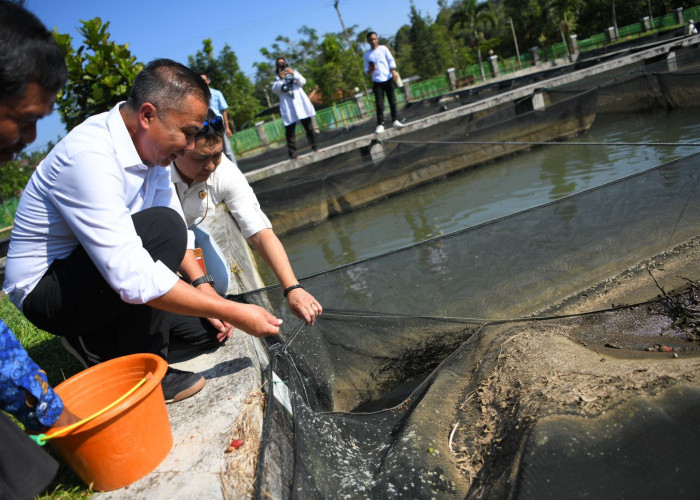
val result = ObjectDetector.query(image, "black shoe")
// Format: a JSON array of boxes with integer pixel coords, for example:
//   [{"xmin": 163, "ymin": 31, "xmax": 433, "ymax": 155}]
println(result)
[
  {"xmin": 60, "ymin": 336, "xmax": 102, "ymax": 369},
  {"xmin": 161, "ymin": 367, "xmax": 206, "ymax": 403}
]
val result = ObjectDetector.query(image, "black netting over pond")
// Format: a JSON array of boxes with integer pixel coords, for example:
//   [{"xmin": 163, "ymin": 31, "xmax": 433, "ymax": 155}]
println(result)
[
  {"xmin": 252, "ymin": 60, "xmax": 700, "ymax": 237},
  {"xmin": 239, "ymin": 153, "xmax": 700, "ymax": 498},
  {"xmin": 252, "ymin": 89, "xmax": 598, "ymax": 236}
]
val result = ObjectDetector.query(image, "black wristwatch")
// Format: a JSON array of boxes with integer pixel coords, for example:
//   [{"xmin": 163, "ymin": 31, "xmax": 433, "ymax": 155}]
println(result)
[{"xmin": 192, "ymin": 274, "xmax": 215, "ymax": 288}]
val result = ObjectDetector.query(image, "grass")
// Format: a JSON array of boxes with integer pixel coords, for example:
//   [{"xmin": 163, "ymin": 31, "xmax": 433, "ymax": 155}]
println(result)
[{"xmin": 1, "ymin": 295, "xmax": 91, "ymax": 498}]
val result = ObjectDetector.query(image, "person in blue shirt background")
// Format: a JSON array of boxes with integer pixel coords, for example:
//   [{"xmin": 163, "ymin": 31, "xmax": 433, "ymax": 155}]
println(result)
[
  {"xmin": 199, "ymin": 74, "xmax": 236, "ymax": 162},
  {"xmin": 0, "ymin": 1, "xmax": 77, "ymax": 497}
]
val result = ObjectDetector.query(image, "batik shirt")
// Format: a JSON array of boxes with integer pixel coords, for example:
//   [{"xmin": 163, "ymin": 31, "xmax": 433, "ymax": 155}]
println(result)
[{"xmin": 0, "ymin": 319, "xmax": 63, "ymax": 431}]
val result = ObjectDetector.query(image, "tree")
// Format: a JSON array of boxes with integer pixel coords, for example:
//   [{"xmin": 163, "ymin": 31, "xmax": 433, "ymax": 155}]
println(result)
[
  {"xmin": 393, "ymin": 24, "xmax": 417, "ymax": 77},
  {"xmin": 188, "ymin": 39, "xmax": 262, "ymax": 130},
  {"xmin": 546, "ymin": 0, "xmax": 584, "ymax": 54},
  {"xmin": 408, "ymin": 5, "xmax": 450, "ymax": 78},
  {"xmin": 310, "ymin": 33, "xmax": 366, "ymax": 104},
  {"xmin": 53, "ymin": 18, "xmax": 142, "ymax": 131},
  {"xmin": 0, "ymin": 148, "xmax": 50, "ymax": 203},
  {"xmin": 450, "ymin": 0, "xmax": 497, "ymax": 80}
]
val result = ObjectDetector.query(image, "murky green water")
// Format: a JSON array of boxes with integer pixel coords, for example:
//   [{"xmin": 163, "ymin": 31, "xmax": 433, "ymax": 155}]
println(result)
[{"xmin": 256, "ymin": 109, "xmax": 700, "ymax": 284}]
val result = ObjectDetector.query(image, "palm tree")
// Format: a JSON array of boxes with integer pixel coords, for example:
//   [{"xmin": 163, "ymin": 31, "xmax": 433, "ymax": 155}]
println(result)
[
  {"xmin": 449, "ymin": 0, "xmax": 496, "ymax": 81},
  {"xmin": 548, "ymin": 0, "xmax": 583, "ymax": 56}
]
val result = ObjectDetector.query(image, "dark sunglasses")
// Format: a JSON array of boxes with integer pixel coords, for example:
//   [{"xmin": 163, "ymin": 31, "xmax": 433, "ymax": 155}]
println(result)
[{"xmin": 202, "ymin": 115, "xmax": 224, "ymax": 132}]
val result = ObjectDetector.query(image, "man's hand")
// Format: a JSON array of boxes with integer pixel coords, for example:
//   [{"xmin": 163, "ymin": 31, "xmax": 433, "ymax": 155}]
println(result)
[
  {"xmin": 209, "ymin": 317, "xmax": 234, "ymax": 342},
  {"xmin": 148, "ymin": 279, "xmax": 282, "ymax": 338},
  {"xmin": 287, "ymin": 287, "xmax": 323, "ymax": 325},
  {"xmin": 52, "ymin": 405, "xmax": 80, "ymax": 429},
  {"xmin": 368, "ymin": 61, "xmax": 376, "ymax": 74},
  {"xmin": 194, "ymin": 281, "xmax": 235, "ymax": 341},
  {"xmin": 232, "ymin": 303, "xmax": 283, "ymax": 337}
]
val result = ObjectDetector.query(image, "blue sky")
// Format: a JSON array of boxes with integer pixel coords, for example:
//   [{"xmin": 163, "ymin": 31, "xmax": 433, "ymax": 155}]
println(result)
[{"xmin": 25, "ymin": 0, "xmax": 439, "ymax": 152}]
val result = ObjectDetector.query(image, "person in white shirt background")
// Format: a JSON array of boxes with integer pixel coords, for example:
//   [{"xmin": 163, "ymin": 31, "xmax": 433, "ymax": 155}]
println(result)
[
  {"xmin": 363, "ymin": 31, "xmax": 404, "ymax": 134},
  {"xmin": 272, "ymin": 57, "xmax": 318, "ymax": 159},
  {"xmin": 3, "ymin": 59, "xmax": 282, "ymax": 404},
  {"xmin": 171, "ymin": 108, "xmax": 322, "ymax": 325}
]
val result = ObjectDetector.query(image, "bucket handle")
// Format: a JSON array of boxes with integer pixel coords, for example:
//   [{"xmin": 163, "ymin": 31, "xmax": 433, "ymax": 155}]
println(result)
[{"xmin": 30, "ymin": 373, "xmax": 152, "ymax": 446}]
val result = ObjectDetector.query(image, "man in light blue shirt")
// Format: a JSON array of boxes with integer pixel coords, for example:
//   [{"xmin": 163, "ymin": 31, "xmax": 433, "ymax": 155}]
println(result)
[
  {"xmin": 200, "ymin": 74, "xmax": 235, "ymax": 162},
  {"xmin": 363, "ymin": 32, "xmax": 404, "ymax": 134}
]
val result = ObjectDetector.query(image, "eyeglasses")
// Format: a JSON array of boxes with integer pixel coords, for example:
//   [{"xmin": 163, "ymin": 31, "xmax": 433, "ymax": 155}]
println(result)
[{"xmin": 202, "ymin": 115, "xmax": 224, "ymax": 133}]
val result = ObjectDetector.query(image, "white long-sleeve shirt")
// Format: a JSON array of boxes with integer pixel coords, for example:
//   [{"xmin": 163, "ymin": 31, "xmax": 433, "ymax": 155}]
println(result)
[
  {"xmin": 363, "ymin": 45, "xmax": 396, "ymax": 82},
  {"xmin": 171, "ymin": 155, "xmax": 271, "ymax": 238},
  {"xmin": 271, "ymin": 70, "xmax": 316, "ymax": 126},
  {"xmin": 3, "ymin": 103, "xmax": 185, "ymax": 309}
]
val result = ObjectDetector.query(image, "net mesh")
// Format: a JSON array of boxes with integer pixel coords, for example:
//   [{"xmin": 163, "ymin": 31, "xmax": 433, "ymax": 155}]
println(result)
[{"xmin": 243, "ymin": 153, "xmax": 700, "ymax": 498}]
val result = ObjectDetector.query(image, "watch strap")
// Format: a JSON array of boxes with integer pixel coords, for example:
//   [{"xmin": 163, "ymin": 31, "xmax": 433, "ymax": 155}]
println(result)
[{"xmin": 192, "ymin": 274, "xmax": 215, "ymax": 288}]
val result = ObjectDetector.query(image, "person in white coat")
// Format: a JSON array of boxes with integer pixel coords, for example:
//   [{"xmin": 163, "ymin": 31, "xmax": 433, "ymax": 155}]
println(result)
[{"xmin": 272, "ymin": 57, "xmax": 317, "ymax": 159}]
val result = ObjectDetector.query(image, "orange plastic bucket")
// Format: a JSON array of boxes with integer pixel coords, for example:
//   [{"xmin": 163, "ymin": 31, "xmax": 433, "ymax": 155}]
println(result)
[{"xmin": 50, "ymin": 353, "xmax": 172, "ymax": 491}]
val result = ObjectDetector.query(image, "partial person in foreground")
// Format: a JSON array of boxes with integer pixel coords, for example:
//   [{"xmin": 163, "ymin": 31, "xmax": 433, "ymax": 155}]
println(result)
[
  {"xmin": 272, "ymin": 57, "xmax": 317, "ymax": 159},
  {"xmin": 0, "ymin": 1, "xmax": 75, "ymax": 497},
  {"xmin": 3, "ymin": 59, "xmax": 282, "ymax": 409},
  {"xmin": 172, "ymin": 109, "xmax": 323, "ymax": 324},
  {"xmin": 363, "ymin": 31, "xmax": 404, "ymax": 134}
]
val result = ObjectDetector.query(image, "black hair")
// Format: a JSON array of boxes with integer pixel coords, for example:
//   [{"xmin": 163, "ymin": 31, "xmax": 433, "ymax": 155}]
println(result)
[
  {"xmin": 366, "ymin": 31, "xmax": 378, "ymax": 42},
  {"xmin": 276, "ymin": 57, "xmax": 287, "ymax": 78},
  {"xmin": 195, "ymin": 108, "xmax": 224, "ymax": 144},
  {"xmin": 126, "ymin": 58, "xmax": 210, "ymax": 115},
  {"xmin": 0, "ymin": 0, "xmax": 68, "ymax": 99}
]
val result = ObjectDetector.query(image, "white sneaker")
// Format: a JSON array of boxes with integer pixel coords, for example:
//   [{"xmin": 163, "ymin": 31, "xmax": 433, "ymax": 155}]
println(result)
[
  {"xmin": 375, "ymin": 124, "xmax": 385, "ymax": 133},
  {"xmin": 392, "ymin": 120, "xmax": 405, "ymax": 128}
]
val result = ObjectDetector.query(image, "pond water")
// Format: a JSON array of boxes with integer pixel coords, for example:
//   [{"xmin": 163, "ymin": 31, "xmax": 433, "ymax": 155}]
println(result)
[{"xmin": 256, "ymin": 108, "xmax": 700, "ymax": 284}]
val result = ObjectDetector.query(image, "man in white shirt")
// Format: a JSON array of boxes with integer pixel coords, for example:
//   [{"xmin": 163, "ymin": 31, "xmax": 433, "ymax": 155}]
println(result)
[
  {"xmin": 3, "ymin": 59, "xmax": 282, "ymax": 403},
  {"xmin": 171, "ymin": 109, "xmax": 323, "ymax": 324},
  {"xmin": 363, "ymin": 32, "xmax": 404, "ymax": 134}
]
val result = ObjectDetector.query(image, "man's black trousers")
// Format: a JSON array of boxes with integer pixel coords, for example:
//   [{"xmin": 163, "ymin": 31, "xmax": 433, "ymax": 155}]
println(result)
[
  {"xmin": 373, "ymin": 77, "xmax": 398, "ymax": 125},
  {"xmin": 22, "ymin": 207, "xmax": 219, "ymax": 363},
  {"xmin": 285, "ymin": 117, "xmax": 316, "ymax": 159}
]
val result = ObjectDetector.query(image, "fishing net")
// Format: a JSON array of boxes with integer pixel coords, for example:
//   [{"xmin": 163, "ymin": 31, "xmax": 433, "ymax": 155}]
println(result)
[
  {"xmin": 252, "ymin": 89, "xmax": 598, "ymax": 236},
  {"xmin": 239, "ymin": 152, "xmax": 700, "ymax": 498}
]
